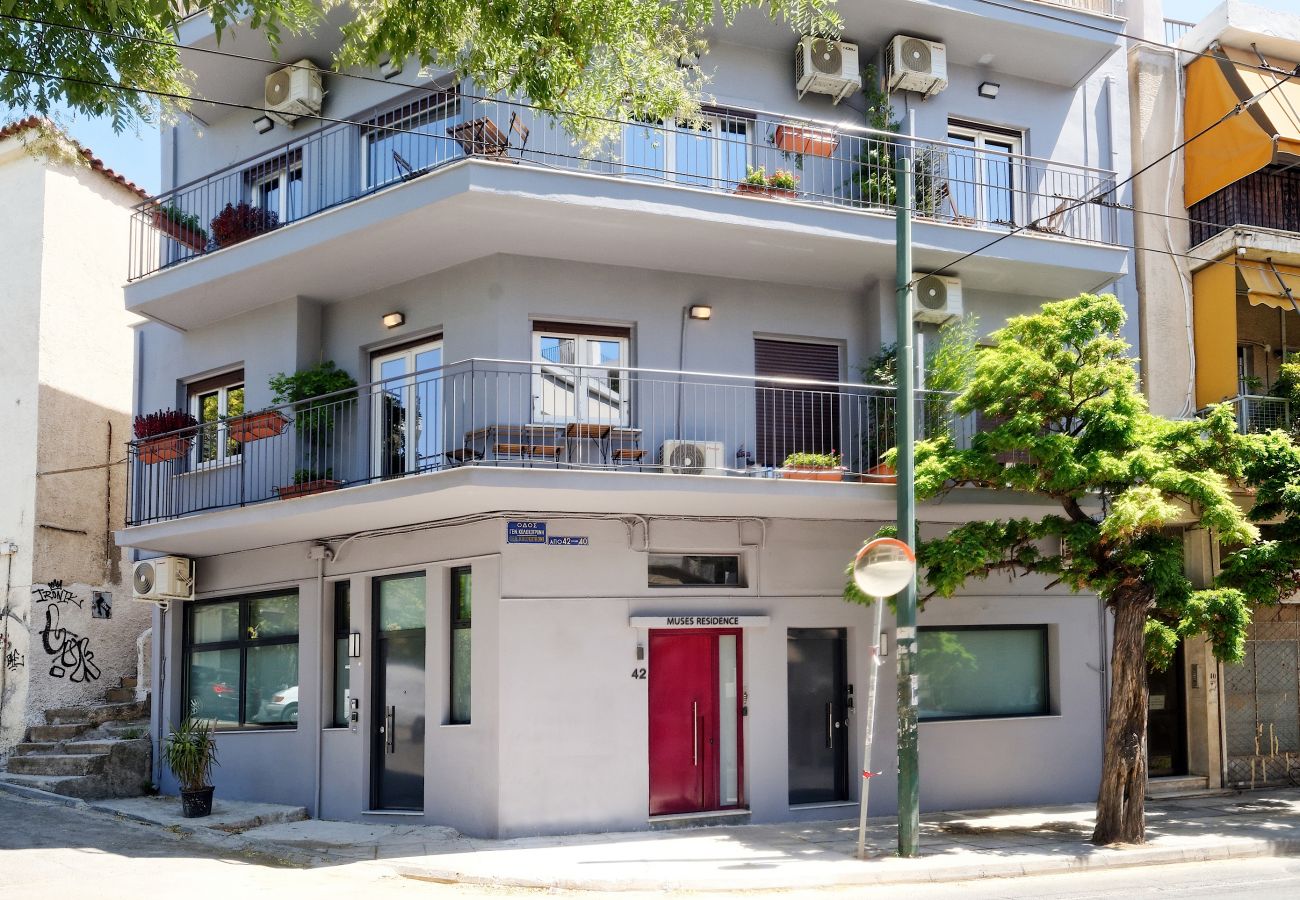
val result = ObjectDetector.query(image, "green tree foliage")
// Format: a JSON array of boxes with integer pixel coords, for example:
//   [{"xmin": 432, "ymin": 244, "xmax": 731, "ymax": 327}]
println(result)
[
  {"xmin": 846, "ymin": 294, "xmax": 1277, "ymax": 845},
  {"xmin": 1, "ymin": 1, "xmax": 839, "ymax": 139}
]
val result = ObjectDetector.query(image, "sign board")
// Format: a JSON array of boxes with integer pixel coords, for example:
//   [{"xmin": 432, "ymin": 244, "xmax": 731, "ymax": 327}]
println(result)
[
  {"xmin": 507, "ymin": 521, "xmax": 547, "ymax": 544},
  {"xmin": 547, "ymin": 536, "xmax": 589, "ymax": 546},
  {"xmin": 629, "ymin": 615, "xmax": 770, "ymax": 629}
]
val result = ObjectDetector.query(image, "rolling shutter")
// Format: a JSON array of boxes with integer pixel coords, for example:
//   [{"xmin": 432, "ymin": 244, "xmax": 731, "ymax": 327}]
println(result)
[{"xmin": 754, "ymin": 339, "xmax": 841, "ymax": 468}]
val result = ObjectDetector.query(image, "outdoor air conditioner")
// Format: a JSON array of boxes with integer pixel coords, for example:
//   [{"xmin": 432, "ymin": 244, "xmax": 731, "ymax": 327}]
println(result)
[
  {"xmin": 132, "ymin": 556, "xmax": 194, "ymax": 603},
  {"xmin": 912, "ymin": 273, "xmax": 963, "ymax": 324},
  {"xmin": 886, "ymin": 35, "xmax": 948, "ymax": 97},
  {"xmin": 660, "ymin": 440, "xmax": 726, "ymax": 475},
  {"xmin": 795, "ymin": 37, "xmax": 862, "ymax": 104},
  {"xmin": 264, "ymin": 59, "xmax": 324, "ymax": 126}
]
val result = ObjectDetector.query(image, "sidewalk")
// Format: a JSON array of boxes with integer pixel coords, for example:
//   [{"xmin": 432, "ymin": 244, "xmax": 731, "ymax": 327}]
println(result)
[{"xmin": 71, "ymin": 788, "xmax": 1300, "ymax": 891}]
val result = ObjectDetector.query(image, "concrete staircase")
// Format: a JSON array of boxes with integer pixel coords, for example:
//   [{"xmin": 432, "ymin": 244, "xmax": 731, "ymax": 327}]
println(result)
[
  {"xmin": 0, "ymin": 675, "xmax": 152, "ymax": 800},
  {"xmin": 1146, "ymin": 774, "xmax": 1216, "ymax": 799}
]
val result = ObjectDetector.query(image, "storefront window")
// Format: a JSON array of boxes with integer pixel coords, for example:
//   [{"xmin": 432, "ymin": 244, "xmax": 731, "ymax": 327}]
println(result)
[
  {"xmin": 917, "ymin": 626, "xmax": 1048, "ymax": 720},
  {"xmin": 449, "ymin": 567, "xmax": 471, "ymax": 725},
  {"xmin": 184, "ymin": 591, "xmax": 300, "ymax": 730}
]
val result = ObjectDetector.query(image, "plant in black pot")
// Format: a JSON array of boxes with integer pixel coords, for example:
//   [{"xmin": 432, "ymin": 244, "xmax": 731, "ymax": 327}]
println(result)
[{"xmin": 163, "ymin": 715, "xmax": 219, "ymax": 817}]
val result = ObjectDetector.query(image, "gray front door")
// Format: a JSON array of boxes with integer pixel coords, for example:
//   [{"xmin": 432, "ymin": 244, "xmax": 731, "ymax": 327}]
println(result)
[
  {"xmin": 372, "ymin": 573, "xmax": 426, "ymax": 810},
  {"xmin": 787, "ymin": 628, "xmax": 849, "ymax": 804}
]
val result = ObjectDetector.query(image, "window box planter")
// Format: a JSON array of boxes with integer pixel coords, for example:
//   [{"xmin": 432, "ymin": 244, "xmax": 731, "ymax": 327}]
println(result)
[
  {"xmin": 779, "ymin": 466, "xmax": 846, "ymax": 482},
  {"xmin": 734, "ymin": 183, "xmax": 798, "ymax": 200},
  {"xmin": 227, "ymin": 410, "xmax": 289, "ymax": 443},
  {"xmin": 151, "ymin": 208, "xmax": 208, "ymax": 253},
  {"xmin": 865, "ymin": 462, "xmax": 897, "ymax": 484},
  {"xmin": 276, "ymin": 478, "xmax": 343, "ymax": 500},
  {"xmin": 774, "ymin": 125, "xmax": 838, "ymax": 158},
  {"xmin": 139, "ymin": 436, "xmax": 193, "ymax": 464}
]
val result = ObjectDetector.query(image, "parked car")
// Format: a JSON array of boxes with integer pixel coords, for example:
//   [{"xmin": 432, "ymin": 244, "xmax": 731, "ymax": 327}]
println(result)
[{"xmin": 258, "ymin": 686, "xmax": 299, "ymax": 723}]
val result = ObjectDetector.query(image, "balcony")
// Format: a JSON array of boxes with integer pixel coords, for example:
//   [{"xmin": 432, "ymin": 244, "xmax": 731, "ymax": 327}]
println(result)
[
  {"xmin": 124, "ymin": 359, "xmax": 971, "ymax": 547},
  {"xmin": 1190, "ymin": 166, "xmax": 1300, "ymax": 247},
  {"xmin": 1202, "ymin": 394, "xmax": 1293, "ymax": 434},
  {"xmin": 126, "ymin": 95, "xmax": 1125, "ymax": 329}
]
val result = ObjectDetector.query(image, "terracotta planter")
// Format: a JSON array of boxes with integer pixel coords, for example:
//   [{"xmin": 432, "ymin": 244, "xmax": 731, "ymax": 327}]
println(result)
[
  {"xmin": 734, "ymin": 183, "xmax": 797, "ymax": 199},
  {"xmin": 780, "ymin": 466, "xmax": 846, "ymax": 482},
  {"xmin": 774, "ymin": 125, "xmax": 838, "ymax": 158},
  {"xmin": 865, "ymin": 462, "xmax": 897, "ymax": 484},
  {"xmin": 139, "ymin": 436, "xmax": 192, "ymax": 464},
  {"xmin": 228, "ymin": 410, "xmax": 289, "ymax": 443},
  {"xmin": 277, "ymin": 479, "xmax": 342, "ymax": 500},
  {"xmin": 151, "ymin": 210, "xmax": 207, "ymax": 253}
]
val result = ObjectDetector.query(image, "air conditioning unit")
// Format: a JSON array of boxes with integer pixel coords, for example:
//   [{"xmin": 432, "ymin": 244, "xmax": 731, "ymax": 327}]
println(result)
[
  {"xmin": 795, "ymin": 37, "xmax": 862, "ymax": 104},
  {"xmin": 887, "ymin": 35, "xmax": 948, "ymax": 97},
  {"xmin": 132, "ymin": 556, "xmax": 194, "ymax": 603},
  {"xmin": 264, "ymin": 59, "xmax": 324, "ymax": 126},
  {"xmin": 912, "ymin": 273, "xmax": 963, "ymax": 324},
  {"xmin": 660, "ymin": 440, "xmax": 726, "ymax": 475}
]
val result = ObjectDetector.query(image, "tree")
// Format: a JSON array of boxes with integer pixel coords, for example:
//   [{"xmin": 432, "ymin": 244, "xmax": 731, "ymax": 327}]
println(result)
[
  {"xmin": 1, "ymin": 1, "xmax": 839, "ymax": 139},
  {"xmin": 846, "ymin": 294, "xmax": 1266, "ymax": 845}
]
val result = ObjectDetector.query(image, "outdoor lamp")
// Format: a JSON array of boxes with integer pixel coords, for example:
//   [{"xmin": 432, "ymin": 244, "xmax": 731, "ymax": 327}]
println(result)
[
  {"xmin": 978, "ymin": 81, "xmax": 1000, "ymax": 100},
  {"xmin": 688, "ymin": 305, "xmax": 713, "ymax": 320},
  {"xmin": 253, "ymin": 115, "xmax": 275, "ymax": 134},
  {"xmin": 348, "ymin": 632, "xmax": 362, "ymax": 658},
  {"xmin": 382, "ymin": 312, "xmax": 406, "ymax": 329}
]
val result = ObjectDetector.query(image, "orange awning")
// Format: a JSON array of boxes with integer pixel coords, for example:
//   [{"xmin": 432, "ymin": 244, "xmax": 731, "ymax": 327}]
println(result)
[
  {"xmin": 1184, "ymin": 47, "xmax": 1300, "ymax": 207},
  {"xmin": 1238, "ymin": 259, "xmax": 1300, "ymax": 310}
]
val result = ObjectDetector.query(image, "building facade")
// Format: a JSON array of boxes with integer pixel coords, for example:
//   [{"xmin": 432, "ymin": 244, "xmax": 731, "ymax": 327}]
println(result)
[
  {"xmin": 121, "ymin": 0, "xmax": 1137, "ymax": 836},
  {"xmin": 0, "ymin": 120, "xmax": 153, "ymax": 755},
  {"xmin": 1132, "ymin": 0, "xmax": 1300, "ymax": 793}
]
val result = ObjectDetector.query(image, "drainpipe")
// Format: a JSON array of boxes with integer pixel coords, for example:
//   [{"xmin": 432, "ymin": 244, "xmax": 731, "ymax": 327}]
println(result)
[
  {"xmin": 309, "ymin": 543, "xmax": 333, "ymax": 818},
  {"xmin": 0, "ymin": 542, "xmax": 17, "ymax": 732}
]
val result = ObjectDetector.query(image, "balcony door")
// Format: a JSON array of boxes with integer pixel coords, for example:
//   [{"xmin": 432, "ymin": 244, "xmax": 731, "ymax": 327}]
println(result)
[
  {"xmin": 623, "ymin": 115, "xmax": 751, "ymax": 189},
  {"xmin": 945, "ymin": 120, "xmax": 1023, "ymax": 228},
  {"xmin": 531, "ymin": 325, "xmax": 631, "ymax": 427},
  {"xmin": 754, "ymin": 338, "xmax": 841, "ymax": 469},
  {"xmin": 371, "ymin": 339, "xmax": 443, "ymax": 479}
]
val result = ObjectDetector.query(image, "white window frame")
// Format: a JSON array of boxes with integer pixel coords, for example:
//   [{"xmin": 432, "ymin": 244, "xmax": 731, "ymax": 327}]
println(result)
[
  {"xmin": 370, "ymin": 338, "xmax": 444, "ymax": 478},
  {"xmin": 360, "ymin": 92, "xmax": 462, "ymax": 191},
  {"xmin": 945, "ymin": 121, "xmax": 1025, "ymax": 227},
  {"xmin": 531, "ymin": 330, "xmax": 631, "ymax": 426},
  {"xmin": 252, "ymin": 164, "xmax": 303, "ymax": 222},
  {"xmin": 189, "ymin": 375, "xmax": 244, "ymax": 469},
  {"xmin": 622, "ymin": 115, "xmax": 752, "ymax": 185}
]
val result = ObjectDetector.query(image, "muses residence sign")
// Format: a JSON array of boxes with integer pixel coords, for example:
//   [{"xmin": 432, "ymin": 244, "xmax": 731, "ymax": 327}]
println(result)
[{"xmin": 628, "ymin": 616, "xmax": 770, "ymax": 629}]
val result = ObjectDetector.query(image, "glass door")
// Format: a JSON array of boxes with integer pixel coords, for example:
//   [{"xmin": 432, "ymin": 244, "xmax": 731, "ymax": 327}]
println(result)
[
  {"xmin": 372, "ymin": 340, "xmax": 443, "ymax": 478},
  {"xmin": 532, "ymin": 331, "xmax": 630, "ymax": 427},
  {"xmin": 623, "ymin": 116, "xmax": 750, "ymax": 189},
  {"xmin": 945, "ymin": 123, "xmax": 1023, "ymax": 227}
]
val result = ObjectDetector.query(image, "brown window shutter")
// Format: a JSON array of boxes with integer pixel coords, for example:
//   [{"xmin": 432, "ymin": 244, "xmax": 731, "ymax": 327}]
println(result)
[
  {"xmin": 754, "ymin": 339, "xmax": 841, "ymax": 468},
  {"xmin": 532, "ymin": 320, "xmax": 632, "ymax": 339},
  {"xmin": 187, "ymin": 369, "xmax": 244, "ymax": 398}
]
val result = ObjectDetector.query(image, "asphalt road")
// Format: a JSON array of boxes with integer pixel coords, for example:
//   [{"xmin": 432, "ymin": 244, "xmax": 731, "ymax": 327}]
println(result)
[{"xmin": 1, "ymin": 791, "xmax": 1298, "ymax": 899}]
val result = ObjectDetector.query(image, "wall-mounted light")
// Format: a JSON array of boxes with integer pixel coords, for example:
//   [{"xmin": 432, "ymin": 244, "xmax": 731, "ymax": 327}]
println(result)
[
  {"xmin": 348, "ymin": 632, "xmax": 362, "ymax": 658},
  {"xmin": 688, "ymin": 305, "xmax": 713, "ymax": 320},
  {"xmin": 253, "ymin": 115, "xmax": 275, "ymax": 134},
  {"xmin": 879, "ymin": 632, "xmax": 890, "ymax": 657},
  {"xmin": 382, "ymin": 312, "xmax": 406, "ymax": 329},
  {"xmin": 978, "ymin": 81, "xmax": 1000, "ymax": 100}
]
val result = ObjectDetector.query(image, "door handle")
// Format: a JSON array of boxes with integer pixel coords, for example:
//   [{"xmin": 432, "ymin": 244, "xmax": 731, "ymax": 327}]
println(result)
[
  {"xmin": 826, "ymin": 702, "xmax": 833, "ymax": 750},
  {"xmin": 385, "ymin": 705, "xmax": 396, "ymax": 754},
  {"xmin": 693, "ymin": 701, "xmax": 699, "ymax": 766}
]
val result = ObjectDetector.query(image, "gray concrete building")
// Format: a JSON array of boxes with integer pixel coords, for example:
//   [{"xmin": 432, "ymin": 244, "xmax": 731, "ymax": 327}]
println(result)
[{"xmin": 119, "ymin": 1, "xmax": 1139, "ymax": 836}]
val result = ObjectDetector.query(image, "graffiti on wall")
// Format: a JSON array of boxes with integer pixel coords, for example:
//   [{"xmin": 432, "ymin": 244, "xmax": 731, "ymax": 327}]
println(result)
[
  {"xmin": 1, "ymin": 632, "xmax": 23, "ymax": 671},
  {"xmin": 31, "ymin": 581, "xmax": 101, "ymax": 683},
  {"xmin": 91, "ymin": 591, "xmax": 112, "ymax": 620}
]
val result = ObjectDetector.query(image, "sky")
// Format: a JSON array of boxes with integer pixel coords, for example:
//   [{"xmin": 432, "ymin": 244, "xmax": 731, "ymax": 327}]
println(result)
[{"xmin": 4, "ymin": 0, "xmax": 1300, "ymax": 197}]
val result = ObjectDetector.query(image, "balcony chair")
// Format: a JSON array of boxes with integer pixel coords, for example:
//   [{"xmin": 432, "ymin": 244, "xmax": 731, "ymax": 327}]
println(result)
[{"xmin": 447, "ymin": 112, "xmax": 531, "ymax": 161}]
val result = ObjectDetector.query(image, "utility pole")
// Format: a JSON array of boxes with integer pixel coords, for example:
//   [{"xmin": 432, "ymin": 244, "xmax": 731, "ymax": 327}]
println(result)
[{"xmin": 893, "ymin": 118, "xmax": 920, "ymax": 859}]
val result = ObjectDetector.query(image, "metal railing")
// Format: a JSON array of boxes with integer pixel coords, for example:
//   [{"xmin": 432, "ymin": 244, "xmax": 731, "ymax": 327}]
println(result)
[
  {"xmin": 128, "ymin": 92, "xmax": 1119, "ymax": 280},
  {"xmin": 1222, "ymin": 394, "xmax": 1295, "ymax": 434},
  {"xmin": 1164, "ymin": 18, "xmax": 1194, "ymax": 45},
  {"xmin": 126, "ymin": 358, "xmax": 971, "ymax": 526},
  {"xmin": 1037, "ymin": 0, "xmax": 1123, "ymax": 17}
]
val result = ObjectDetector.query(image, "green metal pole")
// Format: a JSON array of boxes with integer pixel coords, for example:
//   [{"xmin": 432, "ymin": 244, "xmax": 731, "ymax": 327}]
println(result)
[{"xmin": 894, "ymin": 138, "xmax": 920, "ymax": 859}]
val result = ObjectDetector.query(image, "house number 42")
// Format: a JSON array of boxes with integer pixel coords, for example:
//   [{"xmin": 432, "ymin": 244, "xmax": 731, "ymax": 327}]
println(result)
[{"xmin": 631, "ymin": 667, "xmax": 646, "ymax": 680}]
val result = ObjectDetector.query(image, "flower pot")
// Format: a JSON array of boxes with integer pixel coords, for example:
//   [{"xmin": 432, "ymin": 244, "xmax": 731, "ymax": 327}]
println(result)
[
  {"xmin": 766, "ymin": 186, "xmax": 798, "ymax": 199},
  {"xmin": 780, "ymin": 466, "xmax": 846, "ymax": 482},
  {"xmin": 865, "ymin": 463, "xmax": 897, "ymax": 484},
  {"xmin": 735, "ymin": 182, "xmax": 769, "ymax": 196},
  {"xmin": 734, "ymin": 183, "xmax": 797, "ymax": 200},
  {"xmin": 139, "ymin": 436, "xmax": 192, "ymax": 464},
  {"xmin": 774, "ymin": 125, "xmax": 838, "ymax": 158},
  {"xmin": 151, "ymin": 210, "xmax": 207, "ymax": 253},
  {"xmin": 180, "ymin": 786, "xmax": 214, "ymax": 818},
  {"xmin": 228, "ymin": 410, "xmax": 289, "ymax": 443},
  {"xmin": 276, "ymin": 479, "xmax": 343, "ymax": 500}
]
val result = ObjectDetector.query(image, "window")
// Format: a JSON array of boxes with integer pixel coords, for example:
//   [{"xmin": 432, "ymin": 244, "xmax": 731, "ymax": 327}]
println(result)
[
  {"xmin": 449, "ymin": 567, "xmax": 472, "ymax": 725},
  {"xmin": 371, "ymin": 338, "xmax": 444, "ymax": 477},
  {"xmin": 188, "ymin": 370, "xmax": 245, "ymax": 466},
  {"xmin": 945, "ymin": 120, "xmax": 1024, "ymax": 227},
  {"xmin": 254, "ymin": 165, "xmax": 303, "ymax": 222},
  {"xmin": 364, "ymin": 91, "xmax": 462, "ymax": 190},
  {"xmin": 331, "ymin": 581, "xmax": 351, "ymax": 728},
  {"xmin": 649, "ymin": 554, "xmax": 743, "ymax": 588},
  {"xmin": 917, "ymin": 625, "xmax": 1048, "ymax": 721},
  {"xmin": 184, "ymin": 591, "xmax": 300, "ymax": 729},
  {"xmin": 623, "ymin": 114, "xmax": 752, "ymax": 187},
  {"xmin": 532, "ymin": 322, "xmax": 631, "ymax": 426}
]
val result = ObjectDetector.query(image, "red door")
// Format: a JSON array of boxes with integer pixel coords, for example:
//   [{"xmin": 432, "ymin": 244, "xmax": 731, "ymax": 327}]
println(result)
[{"xmin": 648, "ymin": 630, "xmax": 742, "ymax": 816}]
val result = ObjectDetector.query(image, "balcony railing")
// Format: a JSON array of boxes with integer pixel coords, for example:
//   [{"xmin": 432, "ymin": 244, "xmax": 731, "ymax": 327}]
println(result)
[
  {"xmin": 1214, "ymin": 394, "xmax": 1295, "ymax": 434},
  {"xmin": 1164, "ymin": 18, "xmax": 1194, "ymax": 45},
  {"xmin": 128, "ymin": 93, "xmax": 1120, "ymax": 280},
  {"xmin": 1189, "ymin": 166, "xmax": 1300, "ymax": 246},
  {"xmin": 126, "ymin": 359, "xmax": 969, "ymax": 526},
  {"xmin": 1040, "ymin": 0, "xmax": 1123, "ymax": 17}
]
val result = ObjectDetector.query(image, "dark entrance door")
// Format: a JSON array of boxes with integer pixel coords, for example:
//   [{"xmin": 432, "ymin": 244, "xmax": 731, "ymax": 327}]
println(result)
[
  {"xmin": 787, "ymin": 628, "xmax": 849, "ymax": 804},
  {"xmin": 648, "ymin": 630, "xmax": 743, "ymax": 815},
  {"xmin": 1147, "ymin": 643, "xmax": 1187, "ymax": 777},
  {"xmin": 372, "ymin": 573, "xmax": 427, "ymax": 810}
]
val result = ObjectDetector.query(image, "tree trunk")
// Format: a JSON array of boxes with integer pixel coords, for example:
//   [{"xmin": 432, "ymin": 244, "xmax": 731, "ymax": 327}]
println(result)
[{"xmin": 1092, "ymin": 594, "xmax": 1151, "ymax": 844}]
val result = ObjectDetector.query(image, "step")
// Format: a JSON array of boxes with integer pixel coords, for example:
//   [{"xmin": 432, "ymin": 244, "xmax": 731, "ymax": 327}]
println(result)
[
  {"xmin": 104, "ymin": 687, "xmax": 135, "ymax": 704},
  {"xmin": 12, "ymin": 742, "xmax": 62, "ymax": 756},
  {"xmin": 62, "ymin": 739, "xmax": 122, "ymax": 755},
  {"xmin": 98, "ymin": 720, "xmax": 151, "ymax": 739},
  {"xmin": 1147, "ymin": 775, "xmax": 1211, "ymax": 798},
  {"xmin": 120, "ymin": 675, "xmax": 138, "ymax": 690},
  {"xmin": 0, "ymin": 771, "xmax": 111, "ymax": 801},
  {"xmin": 7, "ymin": 753, "xmax": 107, "ymax": 778},
  {"xmin": 25, "ymin": 723, "xmax": 91, "ymax": 743},
  {"xmin": 44, "ymin": 700, "xmax": 149, "ymax": 726}
]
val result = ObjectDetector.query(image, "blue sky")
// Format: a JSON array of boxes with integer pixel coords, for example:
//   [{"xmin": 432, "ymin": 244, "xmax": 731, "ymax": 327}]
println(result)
[{"xmin": 4, "ymin": 0, "xmax": 1300, "ymax": 196}]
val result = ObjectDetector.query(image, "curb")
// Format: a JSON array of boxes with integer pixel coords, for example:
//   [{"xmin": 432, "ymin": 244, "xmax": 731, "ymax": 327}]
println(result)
[{"xmin": 0, "ymin": 777, "xmax": 87, "ymax": 809}]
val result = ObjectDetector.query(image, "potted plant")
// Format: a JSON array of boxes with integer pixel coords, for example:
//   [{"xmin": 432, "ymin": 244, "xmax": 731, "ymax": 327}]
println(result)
[
  {"xmin": 162, "ymin": 715, "xmax": 219, "ymax": 818},
  {"xmin": 133, "ymin": 409, "xmax": 199, "ymax": 464},
  {"xmin": 780, "ymin": 450, "xmax": 845, "ymax": 481},
  {"xmin": 277, "ymin": 468, "xmax": 343, "ymax": 499},
  {"xmin": 767, "ymin": 168, "xmax": 799, "ymax": 199},
  {"xmin": 151, "ymin": 203, "xmax": 208, "ymax": 253},
  {"xmin": 736, "ymin": 166, "xmax": 770, "ymax": 196},
  {"xmin": 225, "ymin": 408, "xmax": 289, "ymax": 443},
  {"xmin": 775, "ymin": 124, "xmax": 838, "ymax": 158},
  {"xmin": 210, "ymin": 202, "xmax": 279, "ymax": 248}
]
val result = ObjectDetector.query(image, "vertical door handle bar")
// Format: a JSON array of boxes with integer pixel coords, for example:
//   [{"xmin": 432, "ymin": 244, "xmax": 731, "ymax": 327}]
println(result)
[
  {"xmin": 693, "ymin": 701, "xmax": 699, "ymax": 766},
  {"xmin": 826, "ymin": 702, "xmax": 833, "ymax": 750},
  {"xmin": 386, "ymin": 705, "xmax": 396, "ymax": 754}
]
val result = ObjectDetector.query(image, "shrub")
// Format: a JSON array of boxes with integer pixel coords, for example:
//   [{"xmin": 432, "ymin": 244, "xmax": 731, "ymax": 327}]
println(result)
[
  {"xmin": 133, "ymin": 409, "xmax": 198, "ymax": 439},
  {"xmin": 210, "ymin": 202, "xmax": 279, "ymax": 248},
  {"xmin": 783, "ymin": 450, "xmax": 841, "ymax": 469},
  {"xmin": 162, "ymin": 716, "xmax": 218, "ymax": 792}
]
